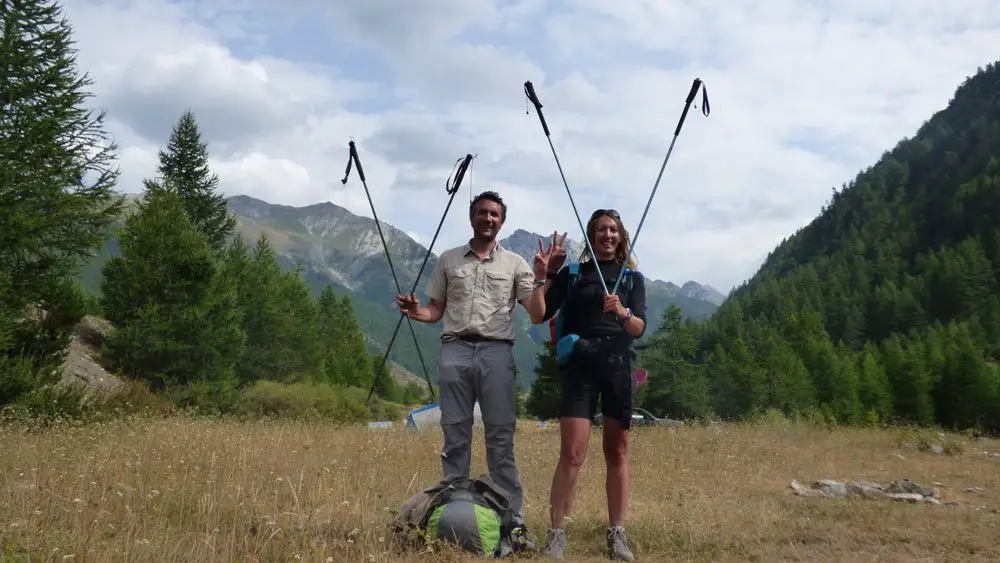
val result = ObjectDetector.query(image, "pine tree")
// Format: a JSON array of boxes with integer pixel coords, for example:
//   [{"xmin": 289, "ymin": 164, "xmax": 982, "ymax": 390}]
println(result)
[
  {"xmin": 371, "ymin": 354, "xmax": 400, "ymax": 401},
  {"xmin": 315, "ymin": 286, "xmax": 346, "ymax": 386},
  {"xmin": 336, "ymin": 294, "xmax": 374, "ymax": 387},
  {"xmin": 514, "ymin": 375, "xmax": 527, "ymax": 418},
  {"xmin": 399, "ymin": 381, "xmax": 425, "ymax": 405},
  {"xmin": 525, "ymin": 343, "xmax": 561, "ymax": 419},
  {"xmin": 0, "ymin": 0, "xmax": 123, "ymax": 378},
  {"xmin": 275, "ymin": 263, "xmax": 324, "ymax": 379},
  {"xmin": 229, "ymin": 234, "xmax": 323, "ymax": 385},
  {"xmin": 101, "ymin": 185, "xmax": 245, "ymax": 391},
  {"xmin": 857, "ymin": 343, "xmax": 893, "ymax": 422},
  {"xmin": 641, "ymin": 305, "xmax": 713, "ymax": 419},
  {"xmin": 157, "ymin": 110, "xmax": 236, "ymax": 252},
  {"xmin": 315, "ymin": 286, "xmax": 373, "ymax": 388}
]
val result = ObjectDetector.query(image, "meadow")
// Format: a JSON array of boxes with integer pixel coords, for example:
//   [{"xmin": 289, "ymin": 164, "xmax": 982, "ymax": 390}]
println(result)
[{"xmin": 3, "ymin": 414, "xmax": 1000, "ymax": 562}]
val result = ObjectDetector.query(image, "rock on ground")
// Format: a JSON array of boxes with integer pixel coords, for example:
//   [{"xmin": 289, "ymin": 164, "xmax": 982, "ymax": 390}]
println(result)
[
  {"xmin": 56, "ymin": 315, "xmax": 124, "ymax": 402},
  {"xmin": 789, "ymin": 478, "xmax": 949, "ymax": 505}
]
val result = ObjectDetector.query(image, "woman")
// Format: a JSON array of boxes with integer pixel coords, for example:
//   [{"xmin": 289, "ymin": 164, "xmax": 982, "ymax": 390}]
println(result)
[{"xmin": 533, "ymin": 209, "xmax": 646, "ymax": 561}]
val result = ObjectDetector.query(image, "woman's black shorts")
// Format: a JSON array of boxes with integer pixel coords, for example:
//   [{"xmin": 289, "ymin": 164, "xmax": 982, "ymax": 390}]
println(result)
[{"xmin": 557, "ymin": 344, "xmax": 635, "ymax": 429}]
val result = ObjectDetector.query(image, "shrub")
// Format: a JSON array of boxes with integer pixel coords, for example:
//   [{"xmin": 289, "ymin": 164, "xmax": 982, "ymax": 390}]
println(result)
[{"xmin": 239, "ymin": 381, "xmax": 377, "ymax": 424}]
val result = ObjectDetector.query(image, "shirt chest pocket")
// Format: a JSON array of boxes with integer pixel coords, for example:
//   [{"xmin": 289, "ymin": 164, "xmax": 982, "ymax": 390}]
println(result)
[
  {"xmin": 484, "ymin": 270, "xmax": 513, "ymax": 305},
  {"xmin": 446, "ymin": 267, "xmax": 474, "ymax": 301}
]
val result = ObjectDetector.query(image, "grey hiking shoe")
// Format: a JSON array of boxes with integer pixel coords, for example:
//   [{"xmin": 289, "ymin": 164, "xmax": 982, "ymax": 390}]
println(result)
[
  {"xmin": 509, "ymin": 523, "xmax": 535, "ymax": 552},
  {"xmin": 498, "ymin": 523, "xmax": 534, "ymax": 557},
  {"xmin": 543, "ymin": 528, "xmax": 567, "ymax": 560},
  {"xmin": 607, "ymin": 526, "xmax": 635, "ymax": 561}
]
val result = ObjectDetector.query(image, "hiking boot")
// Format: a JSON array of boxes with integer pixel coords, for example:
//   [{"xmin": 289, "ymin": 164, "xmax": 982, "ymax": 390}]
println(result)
[
  {"xmin": 607, "ymin": 526, "xmax": 635, "ymax": 561},
  {"xmin": 509, "ymin": 523, "xmax": 535, "ymax": 552},
  {"xmin": 543, "ymin": 528, "xmax": 567, "ymax": 560}
]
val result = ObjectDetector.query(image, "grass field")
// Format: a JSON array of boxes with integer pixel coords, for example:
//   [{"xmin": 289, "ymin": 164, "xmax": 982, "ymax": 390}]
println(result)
[{"xmin": 3, "ymin": 415, "xmax": 1000, "ymax": 562}]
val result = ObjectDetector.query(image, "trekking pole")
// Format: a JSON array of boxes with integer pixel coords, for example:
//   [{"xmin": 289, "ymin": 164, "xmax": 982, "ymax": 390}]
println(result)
[
  {"xmin": 523, "ymin": 80, "xmax": 610, "ymax": 295},
  {"xmin": 364, "ymin": 153, "xmax": 475, "ymax": 403},
  {"xmin": 341, "ymin": 139, "xmax": 434, "ymax": 399},
  {"xmin": 610, "ymin": 78, "xmax": 710, "ymax": 295}
]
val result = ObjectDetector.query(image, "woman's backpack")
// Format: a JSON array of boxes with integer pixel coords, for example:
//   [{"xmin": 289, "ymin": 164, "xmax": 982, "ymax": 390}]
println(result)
[{"xmin": 547, "ymin": 262, "xmax": 640, "ymax": 367}]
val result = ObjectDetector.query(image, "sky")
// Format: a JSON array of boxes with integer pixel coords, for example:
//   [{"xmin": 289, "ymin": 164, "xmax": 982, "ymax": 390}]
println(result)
[{"xmin": 62, "ymin": 0, "xmax": 1000, "ymax": 293}]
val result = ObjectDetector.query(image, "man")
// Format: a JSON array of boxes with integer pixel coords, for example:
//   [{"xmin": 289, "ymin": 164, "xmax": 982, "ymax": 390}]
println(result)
[{"xmin": 396, "ymin": 191, "xmax": 564, "ymax": 547}]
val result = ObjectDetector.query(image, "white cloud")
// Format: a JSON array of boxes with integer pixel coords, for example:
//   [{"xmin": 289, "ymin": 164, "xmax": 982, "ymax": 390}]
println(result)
[{"xmin": 63, "ymin": 0, "xmax": 1000, "ymax": 292}]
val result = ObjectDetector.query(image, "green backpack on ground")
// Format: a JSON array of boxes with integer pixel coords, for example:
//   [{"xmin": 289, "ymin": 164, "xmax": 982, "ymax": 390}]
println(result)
[{"xmin": 390, "ymin": 473, "xmax": 517, "ymax": 557}]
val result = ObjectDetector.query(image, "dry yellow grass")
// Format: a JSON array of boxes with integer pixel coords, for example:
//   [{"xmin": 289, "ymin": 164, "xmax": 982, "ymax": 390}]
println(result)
[{"xmin": 3, "ymin": 416, "xmax": 1000, "ymax": 562}]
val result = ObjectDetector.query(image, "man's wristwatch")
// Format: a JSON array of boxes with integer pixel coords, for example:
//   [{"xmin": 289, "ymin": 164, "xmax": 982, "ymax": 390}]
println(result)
[
  {"xmin": 619, "ymin": 308, "xmax": 633, "ymax": 323},
  {"xmin": 533, "ymin": 278, "xmax": 546, "ymax": 288}
]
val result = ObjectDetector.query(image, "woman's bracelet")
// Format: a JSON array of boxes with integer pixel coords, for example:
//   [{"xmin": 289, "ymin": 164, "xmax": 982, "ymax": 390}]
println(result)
[{"xmin": 619, "ymin": 308, "xmax": 633, "ymax": 325}]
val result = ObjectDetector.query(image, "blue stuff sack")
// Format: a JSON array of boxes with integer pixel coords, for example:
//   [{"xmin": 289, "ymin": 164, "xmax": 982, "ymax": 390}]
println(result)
[{"xmin": 555, "ymin": 333, "xmax": 579, "ymax": 367}]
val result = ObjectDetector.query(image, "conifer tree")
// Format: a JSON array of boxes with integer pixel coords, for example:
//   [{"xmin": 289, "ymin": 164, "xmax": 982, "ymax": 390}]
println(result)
[
  {"xmin": 525, "ymin": 343, "xmax": 560, "ymax": 419},
  {"xmin": 315, "ymin": 286, "xmax": 374, "ymax": 388},
  {"xmin": 371, "ymin": 354, "xmax": 400, "ymax": 401},
  {"xmin": 0, "ymin": 0, "xmax": 123, "ymax": 378},
  {"xmin": 100, "ymin": 184, "xmax": 245, "ymax": 390},
  {"xmin": 228, "ymin": 234, "xmax": 322, "ymax": 385},
  {"xmin": 157, "ymin": 110, "xmax": 237, "ymax": 252}
]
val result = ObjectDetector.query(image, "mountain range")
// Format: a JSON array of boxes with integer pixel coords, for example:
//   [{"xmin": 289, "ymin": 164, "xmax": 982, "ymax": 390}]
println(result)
[{"xmin": 77, "ymin": 194, "xmax": 724, "ymax": 386}]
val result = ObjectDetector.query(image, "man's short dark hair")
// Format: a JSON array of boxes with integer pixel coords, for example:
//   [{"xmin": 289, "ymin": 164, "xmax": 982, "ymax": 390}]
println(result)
[{"xmin": 470, "ymin": 191, "xmax": 507, "ymax": 223}]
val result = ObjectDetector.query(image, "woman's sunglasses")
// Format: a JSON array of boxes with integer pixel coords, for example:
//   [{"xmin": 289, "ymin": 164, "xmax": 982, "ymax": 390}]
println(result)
[{"xmin": 591, "ymin": 208, "xmax": 620, "ymax": 220}]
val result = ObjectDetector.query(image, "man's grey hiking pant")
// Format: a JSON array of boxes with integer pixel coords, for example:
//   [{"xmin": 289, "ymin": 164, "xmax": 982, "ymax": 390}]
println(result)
[{"xmin": 438, "ymin": 338, "xmax": 524, "ymax": 522}]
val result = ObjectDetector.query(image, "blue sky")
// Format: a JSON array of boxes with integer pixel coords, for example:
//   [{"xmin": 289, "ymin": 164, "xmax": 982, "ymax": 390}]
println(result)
[{"xmin": 64, "ymin": 0, "xmax": 1000, "ymax": 292}]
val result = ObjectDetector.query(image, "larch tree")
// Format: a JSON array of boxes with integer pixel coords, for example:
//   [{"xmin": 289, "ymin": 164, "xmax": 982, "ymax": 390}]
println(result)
[{"xmin": 0, "ymin": 0, "xmax": 123, "ymax": 403}]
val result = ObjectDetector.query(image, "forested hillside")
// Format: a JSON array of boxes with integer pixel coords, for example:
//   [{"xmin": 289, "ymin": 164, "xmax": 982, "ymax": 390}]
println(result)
[
  {"xmin": 92, "ymin": 111, "xmax": 432, "ymax": 410},
  {"xmin": 631, "ymin": 60, "xmax": 1000, "ymax": 432},
  {"xmin": 75, "ymin": 192, "xmax": 451, "ymax": 389},
  {"xmin": 0, "ymin": 0, "xmax": 427, "ymax": 418}
]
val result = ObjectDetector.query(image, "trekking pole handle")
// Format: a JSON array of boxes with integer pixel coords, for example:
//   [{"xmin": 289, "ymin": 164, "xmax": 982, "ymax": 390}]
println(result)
[
  {"xmin": 523, "ymin": 81, "xmax": 551, "ymax": 137},
  {"xmin": 447, "ymin": 154, "xmax": 474, "ymax": 195},
  {"xmin": 674, "ymin": 78, "xmax": 708, "ymax": 137},
  {"xmin": 340, "ymin": 140, "xmax": 366, "ymax": 184}
]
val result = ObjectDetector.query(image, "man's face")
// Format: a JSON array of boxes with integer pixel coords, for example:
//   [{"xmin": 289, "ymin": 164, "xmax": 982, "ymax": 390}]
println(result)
[{"xmin": 471, "ymin": 199, "xmax": 504, "ymax": 242}]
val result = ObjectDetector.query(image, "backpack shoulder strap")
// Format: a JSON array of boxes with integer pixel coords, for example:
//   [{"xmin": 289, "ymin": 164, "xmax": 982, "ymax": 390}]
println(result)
[
  {"xmin": 563, "ymin": 262, "xmax": 581, "ymax": 299},
  {"xmin": 620, "ymin": 268, "xmax": 643, "ymax": 303},
  {"xmin": 551, "ymin": 263, "xmax": 580, "ymax": 342},
  {"xmin": 567, "ymin": 262, "xmax": 579, "ymax": 279}
]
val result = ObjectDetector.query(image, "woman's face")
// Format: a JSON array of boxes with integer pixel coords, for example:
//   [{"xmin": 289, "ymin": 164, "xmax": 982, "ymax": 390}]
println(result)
[{"xmin": 593, "ymin": 215, "xmax": 620, "ymax": 257}]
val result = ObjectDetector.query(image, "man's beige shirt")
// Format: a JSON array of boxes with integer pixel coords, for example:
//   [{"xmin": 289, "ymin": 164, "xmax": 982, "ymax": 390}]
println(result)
[{"xmin": 425, "ymin": 240, "xmax": 536, "ymax": 342}]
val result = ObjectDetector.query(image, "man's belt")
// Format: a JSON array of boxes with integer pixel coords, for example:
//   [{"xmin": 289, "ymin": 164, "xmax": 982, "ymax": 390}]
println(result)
[{"xmin": 455, "ymin": 333, "xmax": 513, "ymax": 344}]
